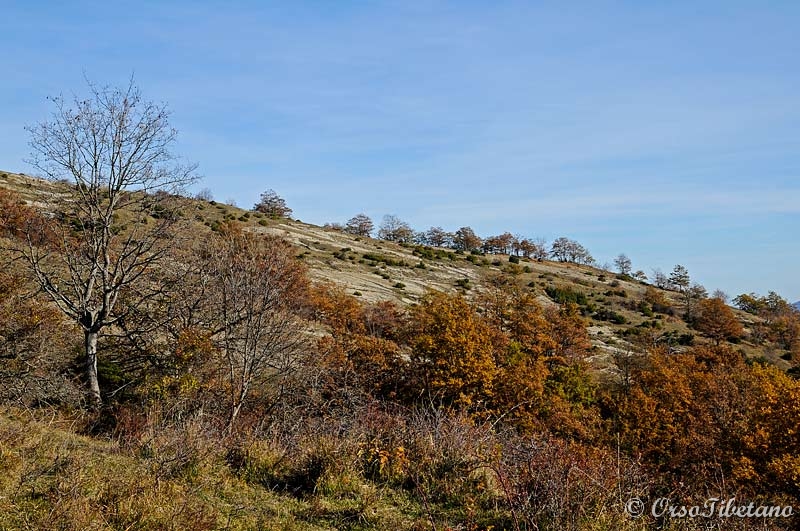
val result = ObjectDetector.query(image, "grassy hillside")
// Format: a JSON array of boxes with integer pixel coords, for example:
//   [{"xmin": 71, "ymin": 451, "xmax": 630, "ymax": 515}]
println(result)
[{"xmin": 2, "ymin": 170, "xmax": 799, "ymax": 531}]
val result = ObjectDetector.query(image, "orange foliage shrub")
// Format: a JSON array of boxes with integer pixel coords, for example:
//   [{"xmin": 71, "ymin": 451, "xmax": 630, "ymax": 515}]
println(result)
[
  {"xmin": 695, "ymin": 297, "xmax": 743, "ymax": 345},
  {"xmin": 406, "ymin": 291, "xmax": 498, "ymax": 408},
  {"xmin": 0, "ymin": 188, "xmax": 55, "ymax": 246}
]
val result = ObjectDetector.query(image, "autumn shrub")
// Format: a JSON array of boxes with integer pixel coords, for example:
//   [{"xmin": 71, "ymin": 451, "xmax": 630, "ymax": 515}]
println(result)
[
  {"xmin": 496, "ymin": 433, "xmax": 651, "ymax": 531},
  {"xmin": 0, "ymin": 267, "xmax": 81, "ymax": 407},
  {"xmin": 695, "ymin": 297, "xmax": 744, "ymax": 344},
  {"xmin": 405, "ymin": 291, "xmax": 497, "ymax": 408},
  {"xmin": 603, "ymin": 344, "xmax": 800, "ymax": 510},
  {"xmin": 644, "ymin": 286, "xmax": 673, "ymax": 314}
]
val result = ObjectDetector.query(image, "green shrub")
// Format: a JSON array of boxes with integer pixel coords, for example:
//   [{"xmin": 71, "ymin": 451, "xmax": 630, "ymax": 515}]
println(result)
[
  {"xmin": 545, "ymin": 286, "xmax": 588, "ymax": 306},
  {"xmin": 593, "ymin": 308, "xmax": 627, "ymax": 324},
  {"xmin": 362, "ymin": 252, "xmax": 408, "ymax": 267},
  {"xmin": 333, "ymin": 248, "xmax": 351, "ymax": 260}
]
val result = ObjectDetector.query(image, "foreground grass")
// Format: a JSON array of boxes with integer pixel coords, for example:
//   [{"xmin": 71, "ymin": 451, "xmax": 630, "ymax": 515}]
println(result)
[
  {"xmin": 1, "ymin": 406, "xmax": 776, "ymax": 531},
  {"xmin": 0, "ymin": 408, "xmax": 430, "ymax": 531}
]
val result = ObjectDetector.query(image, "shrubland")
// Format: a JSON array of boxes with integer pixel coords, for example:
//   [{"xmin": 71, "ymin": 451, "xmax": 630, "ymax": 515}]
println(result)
[
  {"xmin": 3, "ymin": 181, "xmax": 800, "ymax": 528},
  {"xmin": 1, "ymin": 82, "xmax": 799, "ymax": 530}
]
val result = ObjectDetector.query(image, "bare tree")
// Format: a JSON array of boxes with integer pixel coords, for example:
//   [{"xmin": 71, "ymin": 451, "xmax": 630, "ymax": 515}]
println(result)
[
  {"xmin": 711, "ymin": 289, "xmax": 729, "ymax": 303},
  {"xmin": 201, "ymin": 225, "xmax": 309, "ymax": 432},
  {"xmin": 19, "ymin": 79, "xmax": 197, "ymax": 405},
  {"xmin": 530, "ymin": 237, "xmax": 549, "ymax": 261},
  {"xmin": 195, "ymin": 187, "xmax": 214, "ymax": 201},
  {"xmin": 614, "ymin": 254, "xmax": 632, "ymax": 275},
  {"xmin": 652, "ymin": 269, "xmax": 670, "ymax": 289}
]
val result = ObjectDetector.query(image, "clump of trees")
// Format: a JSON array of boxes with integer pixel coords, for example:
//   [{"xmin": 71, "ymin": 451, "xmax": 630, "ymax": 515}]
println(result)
[
  {"xmin": 734, "ymin": 291, "xmax": 800, "ymax": 357},
  {"xmin": 550, "ymin": 237, "xmax": 594, "ymax": 264},
  {"xmin": 377, "ymin": 214, "xmax": 414, "ymax": 243},
  {"xmin": 453, "ymin": 226, "xmax": 482, "ymax": 252}
]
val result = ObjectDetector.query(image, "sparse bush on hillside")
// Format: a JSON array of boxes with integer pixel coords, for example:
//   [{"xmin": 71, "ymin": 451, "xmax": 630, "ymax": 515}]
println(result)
[
  {"xmin": 362, "ymin": 252, "xmax": 408, "ymax": 267},
  {"xmin": 593, "ymin": 308, "xmax": 627, "ymax": 325}
]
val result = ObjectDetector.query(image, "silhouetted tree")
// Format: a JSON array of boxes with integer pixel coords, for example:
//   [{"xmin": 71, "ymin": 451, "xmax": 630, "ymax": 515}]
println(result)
[
  {"xmin": 253, "ymin": 189, "xmax": 292, "ymax": 218},
  {"xmin": 377, "ymin": 215, "xmax": 414, "ymax": 243},
  {"xmin": 453, "ymin": 226, "xmax": 482, "ymax": 252},
  {"xmin": 425, "ymin": 226, "xmax": 452, "ymax": 248},
  {"xmin": 345, "ymin": 213, "xmax": 374, "ymax": 237},
  {"xmin": 614, "ymin": 254, "xmax": 632, "ymax": 275}
]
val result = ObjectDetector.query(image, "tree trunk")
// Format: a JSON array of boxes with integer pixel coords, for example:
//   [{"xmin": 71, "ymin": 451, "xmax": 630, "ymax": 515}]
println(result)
[
  {"xmin": 226, "ymin": 382, "xmax": 250, "ymax": 434},
  {"xmin": 227, "ymin": 402, "xmax": 242, "ymax": 435},
  {"xmin": 84, "ymin": 331, "xmax": 102, "ymax": 406}
]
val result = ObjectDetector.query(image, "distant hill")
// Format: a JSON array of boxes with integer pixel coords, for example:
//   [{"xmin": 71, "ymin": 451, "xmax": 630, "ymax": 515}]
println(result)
[{"xmin": 794, "ymin": 301, "xmax": 800, "ymax": 311}]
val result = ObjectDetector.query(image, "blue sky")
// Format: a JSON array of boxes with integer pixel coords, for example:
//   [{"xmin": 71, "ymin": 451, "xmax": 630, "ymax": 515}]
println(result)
[{"xmin": 1, "ymin": 1, "xmax": 798, "ymax": 300}]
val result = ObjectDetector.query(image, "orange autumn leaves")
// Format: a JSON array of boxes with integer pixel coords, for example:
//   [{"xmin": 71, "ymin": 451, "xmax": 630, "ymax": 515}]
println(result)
[{"xmin": 310, "ymin": 283, "xmax": 596, "ymax": 435}]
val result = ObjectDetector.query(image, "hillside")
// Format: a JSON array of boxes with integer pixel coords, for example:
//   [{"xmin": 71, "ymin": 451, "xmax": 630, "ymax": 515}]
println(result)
[
  {"xmin": 3, "ymin": 169, "xmax": 800, "ymax": 531},
  {"xmin": 0, "ymin": 169, "xmax": 790, "ymax": 373}
]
